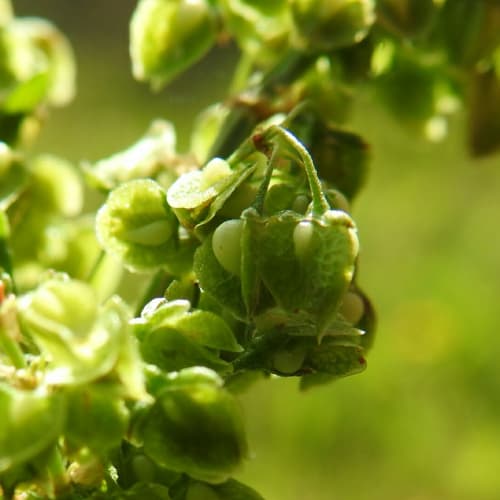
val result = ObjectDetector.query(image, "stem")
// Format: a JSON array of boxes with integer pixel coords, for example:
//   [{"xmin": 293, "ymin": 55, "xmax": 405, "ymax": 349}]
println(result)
[
  {"xmin": 88, "ymin": 251, "xmax": 123, "ymax": 303},
  {"xmin": 267, "ymin": 125, "xmax": 329, "ymax": 216},
  {"xmin": 134, "ymin": 269, "xmax": 171, "ymax": 316},
  {"xmin": 209, "ymin": 49, "xmax": 316, "ymax": 159},
  {"xmin": 0, "ymin": 211, "xmax": 16, "ymax": 293},
  {"xmin": 46, "ymin": 445, "xmax": 69, "ymax": 496},
  {"xmin": 251, "ymin": 146, "xmax": 279, "ymax": 215}
]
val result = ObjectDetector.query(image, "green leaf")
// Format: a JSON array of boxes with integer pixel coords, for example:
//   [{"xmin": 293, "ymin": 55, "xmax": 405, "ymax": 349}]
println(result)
[
  {"xmin": 0, "ymin": 143, "xmax": 27, "ymax": 211},
  {"xmin": 137, "ymin": 299, "xmax": 241, "ymax": 353},
  {"xmin": 167, "ymin": 158, "xmax": 233, "ymax": 227},
  {"xmin": 139, "ymin": 324, "xmax": 232, "ymax": 374},
  {"xmin": 0, "ymin": 385, "xmax": 66, "ymax": 472},
  {"xmin": 142, "ymin": 368, "xmax": 247, "ymax": 483}
]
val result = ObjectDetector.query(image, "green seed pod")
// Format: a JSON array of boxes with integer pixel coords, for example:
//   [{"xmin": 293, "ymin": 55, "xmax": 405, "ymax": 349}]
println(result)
[
  {"xmin": 290, "ymin": 0, "xmax": 375, "ymax": 52},
  {"xmin": 246, "ymin": 208, "xmax": 359, "ymax": 331},
  {"xmin": 141, "ymin": 367, "xmax": 247, "ymax": 483},
  {"xmin": 96, "ymin": 179, "xmax": 179, "ymax": 272},
  {"xmin": 130, "ymin": 0, "xmax": 217, "ymax": 89}
]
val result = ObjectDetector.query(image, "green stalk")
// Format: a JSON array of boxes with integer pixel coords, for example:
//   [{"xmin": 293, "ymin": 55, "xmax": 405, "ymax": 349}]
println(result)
[
  {"xmin": 45, "ymin": 445, "xmax": 70, "ymax": 496},
  {"xmin": 209, "ymin": 49, "xmax": 316, "ymax": 159},
  {"xmin": 267, "ymin": 125, "xmax": 329, "ymax": 216}
]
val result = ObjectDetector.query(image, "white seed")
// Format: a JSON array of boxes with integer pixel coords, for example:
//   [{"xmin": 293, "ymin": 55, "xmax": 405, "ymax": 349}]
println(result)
[{"xmin": 212, "ymin": 219, "xmax": 243, "ymax": 276}]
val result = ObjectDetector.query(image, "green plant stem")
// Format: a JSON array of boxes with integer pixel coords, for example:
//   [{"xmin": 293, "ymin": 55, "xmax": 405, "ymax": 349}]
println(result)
[
  {"xmin": 46, "ymin": 445, "xmax": 70, "ymax": 496},
  {"xmin": 209, "ymin": 49, "xmax": 317, "ymax": 159},
  {"xmin": 268, "ymin": 125, "xmax": 329, "ymax": 216},
  {"xmin": 251, "ymin": 147, "xmax": 279, "ymax": 214},
  {"xmin": 134, "ymin": 269, "xmax": 171, "ymax": 316},
  {"xmin": 88, "ymin": 250, "xmax": 123, "ymax": 303}
]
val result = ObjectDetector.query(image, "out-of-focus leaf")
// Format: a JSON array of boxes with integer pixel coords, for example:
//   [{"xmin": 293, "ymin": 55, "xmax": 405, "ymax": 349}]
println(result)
[{"xmin": 142, "ymin": 367, "xmax": 247, "ymax": 483}]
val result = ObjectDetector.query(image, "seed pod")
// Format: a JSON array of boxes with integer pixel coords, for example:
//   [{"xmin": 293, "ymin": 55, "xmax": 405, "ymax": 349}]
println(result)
[
  {"xmin": 141, "ymin": 367, "xmax": 247, "ymax": 483},
  {"xmin": 245, "ymin": 208, "xmax": 359, "ymax": 331},
  {"xmin": 96, "ymin": 179, "xmax": 179, "ymax": 272},
  {"xmin": 290, "ymin": 0, "xmax": 375, "ymax": 52},
  {"xmin": 130, "ymin": 0, "xmax": 217, "ymax": 88}
]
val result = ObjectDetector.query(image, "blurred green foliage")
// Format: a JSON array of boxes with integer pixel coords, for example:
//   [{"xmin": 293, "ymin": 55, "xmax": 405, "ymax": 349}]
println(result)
[{"xmin": 12, "ymin": 1, "xmax": 500, "ymax": 499}]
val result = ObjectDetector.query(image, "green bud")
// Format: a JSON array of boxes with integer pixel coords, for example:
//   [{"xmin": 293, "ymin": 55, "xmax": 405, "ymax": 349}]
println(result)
[
  {"xmin": 291, "ymin": 0, "xmax": 375, "ymax": 51},
  {"xmin": 130, "ymin": 0, "xmax": 217, "ymax": 89},
  {"xmin": 96, "ymin": 179, "xmax": 179, "ymax": 272}
]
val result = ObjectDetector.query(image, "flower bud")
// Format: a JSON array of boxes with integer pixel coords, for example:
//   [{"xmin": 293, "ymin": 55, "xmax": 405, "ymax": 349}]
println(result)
[{"xmin": 130, "ymin": 0, "xmax": 217, "ymax": 88}]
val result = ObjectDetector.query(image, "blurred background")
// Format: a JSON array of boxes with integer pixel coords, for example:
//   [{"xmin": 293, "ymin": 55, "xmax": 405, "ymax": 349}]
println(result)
[{"xmin": 14, "ymin": 1, "xmax": 500, "ymax": 499}]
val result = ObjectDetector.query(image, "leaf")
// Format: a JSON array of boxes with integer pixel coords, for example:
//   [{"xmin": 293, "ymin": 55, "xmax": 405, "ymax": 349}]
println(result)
[
  {"xmin": 137, "ymin": 298, "xmax": 241, "ymax": 352},
  {"xmin": 142, "ymin": 368, "xmax": 247, "ymax": 483},
  {"xmin": 0, "ymin": 385, "xmax": 66, "ymax": 472},
  {"xmin": 174, "ymin": 310, "xmax": 242, "ymax": 352},
  {"xmin": 139, "ymin": 325, "xmax": 232, "ymax": 374},
  {"xmin": 0, "ymin": 146, "xmax": 28, "ymax": 211}
]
